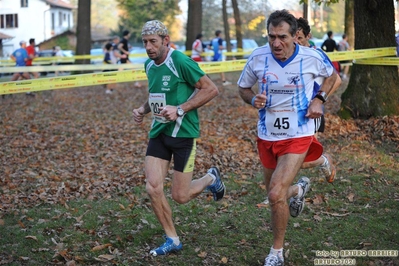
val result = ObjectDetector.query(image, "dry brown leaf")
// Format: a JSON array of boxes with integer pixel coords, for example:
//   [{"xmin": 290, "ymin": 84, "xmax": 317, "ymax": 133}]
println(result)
[
  {"xmin": 91, "ymin": 243, "xmax": 112, "ymax": 252},
  {"xmin": 197, "ymin": 251, "xmax": 207, "ymax": 258},
  {"xmin": 347, "ymin": 192, "xmax": 355, "ymax": 202},
  {"xmin": 313, "ymin": 215, "xmax": 323, "ymax": 222},
  {"xmin": 95, "ymin": 254, "xmax": 114, "ymax": 261},
  {"xmin": 312, "ymin": 194, "xmax": 324, "ymax": 205},
  {"xmin": 220, "ymin": 257, "xmax": 228, "ymax": 264},
  {"xmin": 66, "ymin": 260, "xmax": 76, "ymax": 266},
  {"xmin": 18, "ymin": 220, "xmax": 25, "ymax": 228},
  {"xmin": 25, "ymin": 235, "xmax": 38, "ymax": 241},
  {"xmin": 320, "ymin": 211, "xmax": 351, "ymax": 217}
]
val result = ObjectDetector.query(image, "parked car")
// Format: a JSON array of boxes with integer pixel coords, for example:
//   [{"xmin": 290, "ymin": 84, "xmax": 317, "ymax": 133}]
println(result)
[
  {"xmin": 310, "ymin": 38, "xmax": 324, "ymax": 49},
  {"xmin": 38, "ymin": 49, "xmax": 75, "ymax": 58},
  {"xmin": 129, "ymin": 47, "xmax": 148, "ymax": 64},
  {"xmin": 311, "ymin": 34, "xmax": 343, "ymax": 50},
  {"xmin": 37, "ymin": 49, "xmax": 74, "ymax": 75},
  {"xmin": 203, "ymin": 39, "xmax": 259, "ymax": 60},
  {"xmin": 90, "ymin": 48, "xmax": 104, "ymax": 64}
]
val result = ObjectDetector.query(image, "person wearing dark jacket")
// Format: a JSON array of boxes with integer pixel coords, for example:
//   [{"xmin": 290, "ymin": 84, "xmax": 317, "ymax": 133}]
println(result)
[
  {"xmin": 321, "ymin": 31, "xmax": 340, "ymax": 72},
  {"xmin": 321, "ymin": 31, "xmax": 338, "ymax": 52}
]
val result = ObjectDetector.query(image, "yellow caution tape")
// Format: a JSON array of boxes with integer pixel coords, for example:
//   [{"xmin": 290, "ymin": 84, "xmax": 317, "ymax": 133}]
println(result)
[
  {"xmin": 326, "ymin": 47, "xmax": 396, "ymax": 61},
  {"xmin": 0, "ymin": 63, "xmax": 143, "ymax": 73},
  {"xmin": 0, "ymin": 69, "xmax": 148, "ymax": 95},
  {"xmin": 0, "ymin": 53, "xmax": 149, "ymax": 64},
  {"xmin": 354, "ymin": 57, "xmax": 399, "ymax": 66},
  {"xmin": 198, "ymin": 60, "xmax": 247, "ymax": 74},
  {"xmin": 0, "ymin": 47, "xmax": 397, "ymax": 95}
]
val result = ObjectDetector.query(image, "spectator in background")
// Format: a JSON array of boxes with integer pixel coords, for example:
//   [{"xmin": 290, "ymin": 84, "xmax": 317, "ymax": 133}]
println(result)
[
  {"xmin": 321, "ymin": 31, "xmax": 340, "ymax": 73},
  {"xmin": 209, "ymin": 30, "xmax": 231, "ymax": 86},
  {"xmin": 110, "ymin": 35, "xmax": 124, "ymax": 64},
  {"xmin": 321, "ymin": 31, "xmax": 338, "ymax": 52},
  {"xmin": 103, "ymin": 42, "xmax": 117, "ymax": 94},
  {"xmin": 10, "ymin": 41, "xmax": 30, "ymax": 82},
  {"xmin": 395, "ymin": 31, "xmax": 399, "ymax": 56},
  {"xmin": 54, "ymin": 46, "xmax": 64, "ymax": 76},
  {"xmin": 25, "ymin": 38, "xmax": 38, "ymax": 96},
  {"xmin": 118, "ymin": 30, "xmax": 131, "ymax": 64},
  {"xmin": 118, "ymin": 30, "xmax": 142, "ymax": 88},
  {"xmin": 338, "ymin": 34, "xmax": 351, "ymax": 79},
  {"xmin": 25, "ymin": 38, "xmax": 39, "ymax": 79},
  {"xmin": 191, "ymin": 33, "xmax": 204, "ymax": 62}
]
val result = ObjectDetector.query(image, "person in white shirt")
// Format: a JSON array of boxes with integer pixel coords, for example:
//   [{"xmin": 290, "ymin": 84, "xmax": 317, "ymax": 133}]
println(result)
[
  {"xmin": 191, "ymin": 33, "xmax": 204, "ymax": 62},
  {"xmin": 237, "ymin": 10, "xmax": 340, "ymax": 266},
  {"xmin": 338, "ymin": 34, "xmax": 351, "ymax": 79}
]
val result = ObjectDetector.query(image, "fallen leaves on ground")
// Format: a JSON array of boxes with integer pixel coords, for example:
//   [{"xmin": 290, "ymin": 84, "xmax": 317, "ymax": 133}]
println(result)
[{"xmin": 0, "ymin": 82, "xmax": 398, "ymax": 213}]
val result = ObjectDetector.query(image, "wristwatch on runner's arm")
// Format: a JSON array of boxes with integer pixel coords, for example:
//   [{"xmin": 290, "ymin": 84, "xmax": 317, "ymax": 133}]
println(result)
[
  {"xmin": 315, "ymin": 91, "xmax": 328, "ymax": 103},
  {"xmin": 176, "ymin": 106, "xmax": 185, "ymax": 117}
]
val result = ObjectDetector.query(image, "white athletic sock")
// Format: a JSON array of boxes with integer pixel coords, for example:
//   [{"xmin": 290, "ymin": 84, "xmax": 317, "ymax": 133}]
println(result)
[
  {"xmin": 270, "ymin": 246, "xmax": 284, "ymax": 260},
  {"xmin": 169, "ymin": 236, "xmax": 180, "ymax": 246},
  {"xmin": 294, "ymin": 184, "xmax": 304, "ymax": 199},
  {"xmin": 321, "ymin": 155, "xmax": 328, "ymax": 167},
  {"xmin": 208, "ymin": 173, "xmax": 216, "ymax": 185}
]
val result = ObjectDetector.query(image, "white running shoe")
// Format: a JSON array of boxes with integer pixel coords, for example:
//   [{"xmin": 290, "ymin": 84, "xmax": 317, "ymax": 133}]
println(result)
[
  {"xmin": 264, "ymin": 254, "xmax": 284, "ymax": 266},
  {"xmin": 289, "ymin": 177, "xmax": 310, "ymax": 218},
  {"xmin": 319, "ymin": 154, "xmax": 336, "ymax": 183}
]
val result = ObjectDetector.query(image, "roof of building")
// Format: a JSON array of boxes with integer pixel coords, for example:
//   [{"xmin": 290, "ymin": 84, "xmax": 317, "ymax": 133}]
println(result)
[
  {"xmin": 44, "ymin": 0, "xmax": 75, "ymax": 10},
  {"xmin": 0, "ymin": 32, "xmax": 14, "ymax": 40}
]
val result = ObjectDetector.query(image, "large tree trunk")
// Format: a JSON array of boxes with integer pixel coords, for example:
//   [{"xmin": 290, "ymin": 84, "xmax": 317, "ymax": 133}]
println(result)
[
  {"xmin": 303, "ymin": 2, "xmax": 308, "ymax": 20},
  {"xmin": 222, "ymin": 0, "xmax": 231, "ymax": 59},
  {"xmin": 185, "ymin": 0, "xmax": 202, "ymax": 53},
  {"xmin": 75, "ymin": 0, "xmax": 91, "ymax": 66},
  {"xmin": 345, "ymin": 0, "xmax": 355, "ymax": 49},
  {"xmin": 231, "ymin": 0, "xmax": 243, "ymax": 59},
  {"xmin": 340, "ymin": 0, "xmax": 399, "ymax": 118}
]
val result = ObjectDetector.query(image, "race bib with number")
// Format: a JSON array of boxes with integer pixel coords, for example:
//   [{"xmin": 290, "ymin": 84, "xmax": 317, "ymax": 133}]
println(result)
[
  {"xmin": 149, "ymin": 93, "xmax": 168, "ymax": 123},
  {"xmin": 265, "ymin": 107, "xmax": 298, "ymax": 138}
]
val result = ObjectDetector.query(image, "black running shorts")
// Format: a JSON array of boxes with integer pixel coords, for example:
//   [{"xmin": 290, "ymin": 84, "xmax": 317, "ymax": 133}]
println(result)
[{"xmin": 146, "ymin": 133, "xmax": 196, "ymax": 173}]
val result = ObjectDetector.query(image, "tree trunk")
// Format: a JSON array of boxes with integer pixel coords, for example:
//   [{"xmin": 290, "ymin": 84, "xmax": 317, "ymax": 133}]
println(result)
[
  {"xmin": 222, "ymin": 0, "xmax": 231, "ymax": 59},
  {"xmin": 303, "ymin": 2, "xmax": 308, "ymax": 20},
  {"xmin": 231, "ymin": 0, "xmax": 243, "ymax": 59},
  {"xmin": 340, "ymin": 0, "xmax": 399, "ymax": 118},
  {"xmin": 345, "ymin": 0, "xmax": 355, "ymax": 49},
  {"xmin": 185, "ymin": 0, "xmax": 202, "ymax": 53},
  {"xmin": 75, "ymin": 0, "xmax": 91, "ymax": 66}
]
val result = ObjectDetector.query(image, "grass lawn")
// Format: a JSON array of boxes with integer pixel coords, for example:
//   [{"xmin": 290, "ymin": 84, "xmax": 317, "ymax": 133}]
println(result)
[{"xmin": 0, "ymin": 73, "xmax": 398, "ymax": 265}]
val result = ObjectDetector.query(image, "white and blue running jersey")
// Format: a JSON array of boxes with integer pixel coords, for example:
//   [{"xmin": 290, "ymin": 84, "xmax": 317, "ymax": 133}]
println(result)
[{"xmin": 238, "ymin": 43, "xmax": 335, "ymax": 141}]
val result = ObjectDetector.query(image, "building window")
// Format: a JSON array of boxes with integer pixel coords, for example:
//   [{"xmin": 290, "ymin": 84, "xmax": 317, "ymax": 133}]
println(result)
[
  {"xmin": 21, "ymin": 0, "xmax": 28, "ymax": 7},
  {"xmin": 0, "ymin": 14, "xmax": 19, "ymax": 29},
  {"xmin": 59, "ymin": 11, "xmax": 62, "ymax": 26},
  {"xmin": 51, "ymin": 13, "xmax": 55, "ymax": 30}
]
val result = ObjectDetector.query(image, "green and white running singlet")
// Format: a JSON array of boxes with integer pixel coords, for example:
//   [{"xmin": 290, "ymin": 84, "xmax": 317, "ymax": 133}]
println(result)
[{"xmin": 145, "ymin": 48, "xmax": 205, "ymax": 139}]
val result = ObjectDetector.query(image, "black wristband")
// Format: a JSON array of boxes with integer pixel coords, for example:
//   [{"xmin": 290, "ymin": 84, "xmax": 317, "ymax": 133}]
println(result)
[{"xmin": 314, "ymin": 94, "xmax": 326, "ymax": 103}]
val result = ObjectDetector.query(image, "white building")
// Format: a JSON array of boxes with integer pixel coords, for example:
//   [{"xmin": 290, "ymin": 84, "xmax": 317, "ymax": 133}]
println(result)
[{"xmin": 0, "ymin": 0, "xmax": 75, "ymax": 57}]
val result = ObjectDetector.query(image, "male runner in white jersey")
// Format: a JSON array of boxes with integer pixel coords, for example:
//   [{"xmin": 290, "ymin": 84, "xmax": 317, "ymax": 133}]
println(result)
[
  {"xmin": 237, "ymin": 10, "xmax": 340, "ymax": 266},
  {"xmin": 132, "ymin": 20, "xmax": 226, "ymax": 256},
  {"xmin": 295, "ymin": 17, "xmax": 340, "ymax": 180}
]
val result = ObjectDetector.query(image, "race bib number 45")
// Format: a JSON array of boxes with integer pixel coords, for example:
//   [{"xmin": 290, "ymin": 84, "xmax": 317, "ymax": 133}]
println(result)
[
  {"xmin": 149, "ymin": 93, "xmax": 167, "ymax": 123},
  {"xmin": 265, "ymin": 108, "xmax": 298, "ymax": 138}
]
